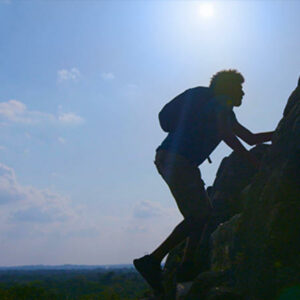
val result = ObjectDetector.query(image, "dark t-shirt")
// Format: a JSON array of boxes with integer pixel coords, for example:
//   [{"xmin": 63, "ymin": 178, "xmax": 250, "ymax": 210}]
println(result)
[{"xmin": 157, "ymin": 87, "xmax": 237, "ymax": 166}]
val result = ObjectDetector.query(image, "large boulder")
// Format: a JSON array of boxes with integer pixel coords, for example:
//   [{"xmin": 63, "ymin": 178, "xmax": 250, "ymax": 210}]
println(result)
[{"xmin": 230, "ymin": 78, "xmax": 300, "ymax": 299}]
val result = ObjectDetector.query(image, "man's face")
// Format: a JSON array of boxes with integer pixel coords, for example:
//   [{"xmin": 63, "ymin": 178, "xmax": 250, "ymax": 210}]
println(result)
[{"xmin": 230, "ymin": 83, "xmax": 244, "ymax": 107}]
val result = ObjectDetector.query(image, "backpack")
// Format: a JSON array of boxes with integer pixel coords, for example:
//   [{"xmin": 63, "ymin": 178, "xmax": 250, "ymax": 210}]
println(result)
[{"xmin": 158, "ymin": 86, "xmax": 213, "ymax": 133}]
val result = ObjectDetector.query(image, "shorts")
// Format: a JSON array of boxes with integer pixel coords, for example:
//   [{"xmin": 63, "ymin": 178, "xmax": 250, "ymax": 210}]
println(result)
[{"xmin": 154, "ymin": 149, "xmax": 212, "ymax": 220}]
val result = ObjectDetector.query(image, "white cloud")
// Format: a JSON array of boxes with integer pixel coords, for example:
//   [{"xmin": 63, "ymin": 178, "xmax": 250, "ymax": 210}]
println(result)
[
  {"xmin": 0, "ymin": 99, "xmax": 25, "ymax": 117},
  {"xmin": 0, "ymin": 163, "xmax": 26, "ymax": 204},
  {"xmin": 57, "ymin": 68, "xmax": 81, "ymax": 82},
  {"xmin": 58, "ymin": 112, "xmax": 84, "ymax": 124},
  {"xmin": 133, "ymin": 200, "xmax": 166, "ymax": 219},
  {"xmin": 12, "ymin": 206, "xmax": 67, "ymax": 223},
  {"xmin": 0, "ymin": 162, "xmax": 89, "ymax": 240},
  {"xmin": 0, "ymin": 100, "xmax": 84, "ymax": 125},
  {"xmin": 0, "ymin": 163, "xmax": 182, "ymax": 265},
  {"xmin": 0, "ymin": 146, "xmax": 5, "ymax": 151},
  {"xmin": 0, "ymin": 100, "xmax": 53, "ymax": 124},
  {"xmin": 101, "ymin": 72, "xmax": 115, "ymax": 80},
  {"xmin": 0, "ymin": 162, "xmax": 107, "ymax": 266},
  {"xmin": 0, "ymin": 163, "xmax": 74, "ymax": 222}
]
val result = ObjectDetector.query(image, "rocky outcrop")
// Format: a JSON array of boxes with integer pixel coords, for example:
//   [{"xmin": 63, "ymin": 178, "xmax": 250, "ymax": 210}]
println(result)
[
  {"xmin": 227, "ymin": 78, "xmax": 300, "ymax": 300},
  {"xmin": 163, "ymin": 78, "xmax": 300, "ymax": 300}
]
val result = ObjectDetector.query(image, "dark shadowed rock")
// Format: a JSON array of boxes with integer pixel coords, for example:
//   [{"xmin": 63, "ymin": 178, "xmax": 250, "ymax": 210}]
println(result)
[
  {"xmin": 210, "ymin": 214, "xmax": 242, "ymax": 272},
  {"xmin": 206, "ymin": 288, "xmax": 243, "ymax": 300},
  {"xmin": 283, "ymin": 76, "xmax": 300, "ymax": 117},
  {"xmin": 231, "ymin": 80, "xmax": 300, "ymax": 299},
  {"xmin": 185, "ymin": 270, "xmax": 228, "ymax": 299},
  {"xmin": 194, "ymin": 144, "xmax": 270, "ymax": 276}
]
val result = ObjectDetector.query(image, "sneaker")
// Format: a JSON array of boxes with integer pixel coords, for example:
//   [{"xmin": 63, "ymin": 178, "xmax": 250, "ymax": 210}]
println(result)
[
  {"xmin": 176, "ymin": 261, "xmax": 198, "ymax": 283},
  {"xmin": 133, "ymin": 255, "xmax": 164, "ymax": 294}
]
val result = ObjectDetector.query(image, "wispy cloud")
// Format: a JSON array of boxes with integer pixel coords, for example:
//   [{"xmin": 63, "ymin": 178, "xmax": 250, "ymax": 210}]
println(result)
[
  {"xmin": 0, "ymin": 163, "xmax": 25, "ymax": 204},
  {"xmin": 57, "ymin": 68, "xmax": 81, "ymax": 82},
  {"xmin": 12, "ymin": 206, "xmax": 67, "ymax": 223},
  {"xmin": 0, "ymin": 163, "xmax": 181, "ymax": 264},
  {"xmin": 0, "ymin": 163, "xmax": 71, "ymax": 217},
  {"xmin": 0, "ymin": 162, "xmax": 83, "ymax": 231},
  {"xmin": 0, "ymin": 162, "xmax": 102, "ymax": 252},
  {"xmin": 0, "ymin": 146, "xmax": 5, "ymax": 151},
  {"xmin": 58, "ymin": 112, "xmax": 84, "ymax": 125},
  {"xmin": 133, "ymin": 200, "xmax": 166, "ymax": 219},
  {"xmin": 0, "ymin": 100, "xmax": 52, "ymax": 124},
  {"xmin": 101, "ymin": 72, "xmax": 115, "ymax": 80},
  {"xmin": 0, "ymin": 100, "xmax": 84, "ymax": 125}
]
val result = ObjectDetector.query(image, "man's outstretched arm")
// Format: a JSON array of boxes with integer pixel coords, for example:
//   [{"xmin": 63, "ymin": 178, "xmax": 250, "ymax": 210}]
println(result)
[
  {"xmin": 233, "ymin": 121, "xmax": 274, "ymax": 146},
  {"xmin": 218, "ymin": 114, "xmax": 260, "ymax": 169},
  {"xmin": 221, "ymin": 130, "xmax": 260, "ymax": 169}
]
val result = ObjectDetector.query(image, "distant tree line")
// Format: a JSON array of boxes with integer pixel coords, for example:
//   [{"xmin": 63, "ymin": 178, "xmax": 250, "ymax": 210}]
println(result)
[{"xmin": 0, "ymin": 268, "xmax": 150, "ymax": 299}]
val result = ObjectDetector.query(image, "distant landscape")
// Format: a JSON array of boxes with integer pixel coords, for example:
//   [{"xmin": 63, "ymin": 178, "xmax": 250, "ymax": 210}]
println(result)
[
  {"xmin": 0, "ymin": 264, "xmax": 132, "ymax": 271},
  {"xmin": 0, "ymin": 265, "xmax": 149, "ymax": 300}
]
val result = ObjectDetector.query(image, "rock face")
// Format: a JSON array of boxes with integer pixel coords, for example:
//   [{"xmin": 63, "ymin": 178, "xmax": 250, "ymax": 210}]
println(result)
[{"xmin": 163, "ymin": 78, "xmax": 300, "ymax": 300}]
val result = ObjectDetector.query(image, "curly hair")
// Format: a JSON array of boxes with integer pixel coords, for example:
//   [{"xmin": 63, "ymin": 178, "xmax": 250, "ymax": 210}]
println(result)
[{"xmin": 209, "ymin": 69, "xmax": 244, "ymax": 95}]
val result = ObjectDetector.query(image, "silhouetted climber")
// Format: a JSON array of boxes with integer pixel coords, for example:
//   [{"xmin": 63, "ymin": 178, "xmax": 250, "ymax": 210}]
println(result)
[{"xmin": 133, "ymin": 70, "xmax": 274, "ymax": 295}]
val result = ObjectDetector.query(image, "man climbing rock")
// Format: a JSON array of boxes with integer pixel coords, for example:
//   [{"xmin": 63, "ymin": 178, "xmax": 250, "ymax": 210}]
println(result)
[{"xmin": 133, "ymin": 70, "xmax": 274, "ymax": 295}]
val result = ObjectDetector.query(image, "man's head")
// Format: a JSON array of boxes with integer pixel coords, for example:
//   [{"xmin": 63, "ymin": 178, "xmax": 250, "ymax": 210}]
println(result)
[{"xmin": 209, "ymin": 69, "xmax": 245, "ymax": 107}]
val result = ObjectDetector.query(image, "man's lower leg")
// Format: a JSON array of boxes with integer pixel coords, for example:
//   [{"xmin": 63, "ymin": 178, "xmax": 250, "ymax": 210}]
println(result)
[
  {"xmin": 150, "ymin": 218, "xmax": 193, "ymax": 262},
  {"xmin": 176, "ymin": 222, "xmax": 208, "ymax": 283},
  {"xmin": 182, "ymin": 223, "xmax": 207, "ymax": 263}
]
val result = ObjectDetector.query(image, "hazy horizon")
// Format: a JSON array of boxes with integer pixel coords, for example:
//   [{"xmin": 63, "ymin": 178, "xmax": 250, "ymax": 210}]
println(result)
[
  {"xmin": 0, "ymin": 0, "xmax": 299, "ymax": 266},
  {"xmin": 0, "ymin": 263, "xmax": 133, "ymax": 268}
]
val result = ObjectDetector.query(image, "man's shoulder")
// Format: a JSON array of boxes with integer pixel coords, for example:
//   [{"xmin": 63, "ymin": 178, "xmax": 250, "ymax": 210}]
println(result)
[{"xmin": 186, "ymin": 86, "xmax": 212, "ymax": 96}]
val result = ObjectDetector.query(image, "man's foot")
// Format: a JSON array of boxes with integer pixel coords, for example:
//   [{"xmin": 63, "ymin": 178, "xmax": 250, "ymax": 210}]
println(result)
[
  {"xmin": 133, "ymin": 255, "xmax": 164, "ymax": 294},
  {"xmin": 176, "ymin": 261, "xmax": 198, "ymax": 283}
]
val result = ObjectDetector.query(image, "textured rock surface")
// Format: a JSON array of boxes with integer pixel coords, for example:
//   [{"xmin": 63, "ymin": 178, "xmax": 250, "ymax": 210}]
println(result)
[
  {"xmin": 230, "ymin": 79, "xmax": 300, "ymax": 299},
  {"xmin": 161, "ymin": 78, "xmax": 300, "ymax": 300}
]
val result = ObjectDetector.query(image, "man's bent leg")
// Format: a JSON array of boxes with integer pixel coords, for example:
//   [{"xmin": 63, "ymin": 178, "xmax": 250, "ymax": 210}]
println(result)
[
  {"xmin": 154, "ymin": 150, "xmax": 212, "ymax": 264},
  {"xmin": 134, "ymin": 150, "xmax": 212, "ymax": 289},
  {"xmin": 182, "ymin": 223, "xmax": 207, "ymax": 263},
  {"xmin": 181, "ymin": 193, "xmax": 212, "ymax": 265},
  {"xmin": 176, "ymin": 219, "xmax": 210, "ymax": 283},
  {"xmin": 133, "ymin": 218, "xmax": 194, "ymax": 295},
  {"xmin": 150, "ymin": 218, "xmax": 194, "ymax": 263}
]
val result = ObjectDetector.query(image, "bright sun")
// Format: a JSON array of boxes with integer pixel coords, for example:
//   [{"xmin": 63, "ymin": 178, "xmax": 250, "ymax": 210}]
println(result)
[{"xmin": 198, "ymin": 3, "xmax": 215, "ymax": 18}]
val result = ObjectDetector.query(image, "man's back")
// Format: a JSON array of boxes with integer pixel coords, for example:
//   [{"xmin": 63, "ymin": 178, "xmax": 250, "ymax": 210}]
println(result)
[{"xmin": 157, "ymin": 87, "xmax": 236, "ymax": 166}]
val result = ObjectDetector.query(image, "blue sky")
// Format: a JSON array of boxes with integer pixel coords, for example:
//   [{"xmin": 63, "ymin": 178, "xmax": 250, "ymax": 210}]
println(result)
[{"xmin": 0, "ymin": 0, "xmax": 299, "ymax": 266}]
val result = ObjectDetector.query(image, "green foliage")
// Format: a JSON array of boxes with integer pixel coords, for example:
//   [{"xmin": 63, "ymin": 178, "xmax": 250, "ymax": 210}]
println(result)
[
  {"xmin": 0, "ymin": 268, "xmax": 148, "ymax": 300},
  {"xmin": 278, "ymin": 286, "xmax": 300, "ymax": 300}
]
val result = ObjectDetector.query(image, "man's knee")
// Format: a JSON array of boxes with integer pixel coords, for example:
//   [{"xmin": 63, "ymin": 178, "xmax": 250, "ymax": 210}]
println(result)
[{"xmin": 185, "ymin": 213, "xmax": 211, "ymax": 231}]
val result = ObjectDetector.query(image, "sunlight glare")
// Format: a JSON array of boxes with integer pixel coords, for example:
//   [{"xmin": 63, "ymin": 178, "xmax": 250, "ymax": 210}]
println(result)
[{"xmin": 198, "ymin": 2, "xmax": 215, "ymax": 19}]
